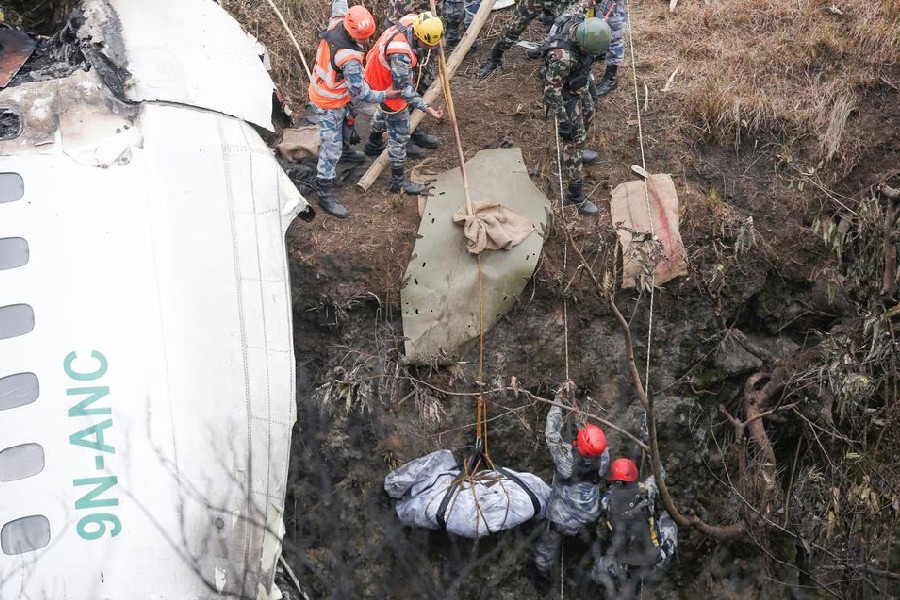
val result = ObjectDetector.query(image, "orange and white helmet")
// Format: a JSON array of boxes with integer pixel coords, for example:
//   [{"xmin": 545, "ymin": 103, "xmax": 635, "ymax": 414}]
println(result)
[{"xmin": 344, "ymin": 5, "xmax": 376, "ymax": 40}]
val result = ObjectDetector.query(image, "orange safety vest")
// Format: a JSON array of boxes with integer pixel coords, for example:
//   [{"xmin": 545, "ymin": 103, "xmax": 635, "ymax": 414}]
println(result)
[
  {"xmin": 308, "ymin": 20, "xmax": 366, "ymax": 110},
  {"xmin": 364, "ymin": 18, "xmax": 417, "ymax": 113}
]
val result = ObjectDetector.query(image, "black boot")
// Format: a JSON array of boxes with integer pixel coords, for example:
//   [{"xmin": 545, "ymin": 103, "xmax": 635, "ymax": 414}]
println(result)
[
  {"xmin": 476, "ymin": 45, "xmax": 504, "ymax": 79},
  {"xmin": 389, "ymin": 165, "xmax": 428, "ymax": 195},
  {"xmin": 340, "ymin": 146, "xmax": 366, "ymax": 164},
  {"xmin": 314, "ymin": 177, "xmax": 348, "ymax": 218},
  {"xmin": 406, "ymin": 141, "xmax": 426, "ymax": 159},
  {"xmin": 582, "ymin": 149, "xmax": 599, "ymax": 164},
  {"xmin": 524, "ymin": 560, "xmax": 552, "ymax": 593},
  {"xmin": 411, "ymin": 129, "xmax": 440, "ymax": 149},
  {"xmin": 364, "ymin": 131, "xmax": 386, "ymax": 156},
  {"xmin": 596, "ymin": 65, "xmax": 619, "ymax": 97},
  {"xmin": 525, "ymin": 44, "xmax": 543, "ymax": 60},
  {"xmin": 565, "ymin": 180, "xmax": 598, "ymax": 215},
  {"xmin": 445, "ymin": 19, "xmax": 462, "ymax": 49}
]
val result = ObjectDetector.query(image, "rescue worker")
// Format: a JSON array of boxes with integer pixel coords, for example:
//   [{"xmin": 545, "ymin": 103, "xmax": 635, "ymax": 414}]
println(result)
[
  {"xmin": 590, "ymin": 0, "xmax": 628, "ymax": 96},
  {"xmin": 384, "ymin": 0, "xmax": 442, "ymax": 156},
  {"xmin": 308, "ymin": 0, "xmax": 401, "ymax": 218},
  {"xmin": 542, "ymin": 15, "xmax": 610, "ymax": 215},
  {"xmin": 364, "ymin": 12, "xmax": 445, "ymax": 195},
  {"xmin": 476, "ymin": 0, "xmax": 593, "ymax": 79},
  {"xmin": 592, "ymin": 458, "xmax": 678, "ymax": 598},
  {"xmin": 531, "ymin": 381, "xmax": 610, "ymax": 585}
]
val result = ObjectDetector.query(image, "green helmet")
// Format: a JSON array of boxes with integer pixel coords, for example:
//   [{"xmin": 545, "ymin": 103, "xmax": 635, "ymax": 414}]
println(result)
[{"xmin": 574, "ymin": 17, "xmax": 611, "ymax": 54}]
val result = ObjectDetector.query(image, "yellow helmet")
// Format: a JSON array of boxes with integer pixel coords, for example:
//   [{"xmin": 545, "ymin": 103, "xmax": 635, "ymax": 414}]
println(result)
[{"xmin": 412, "ymin": 12, "xmax": 443, "ymax": 46}]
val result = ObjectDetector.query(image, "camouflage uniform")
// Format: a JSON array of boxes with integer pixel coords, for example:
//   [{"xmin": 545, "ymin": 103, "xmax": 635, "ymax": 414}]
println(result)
[
  {"xmin": 444, "ymin": 0, "xmax": 481, "ymax": 45},
  {"xmin": 542, "ymin": 19, "xmax": 596, "ymax": 183},
  {"xmin": 533, "ymin": 403, "xmax": 610, "ymax": 574},
  {"xmin": 386, "ymin": 1, "xmax": 438, "ymax": 94},
  {"xmin": 490, "ymin": 0, "xmax": 597, "ymax": 52},
  {"xmin": 315, "ymin": 3, "xmax": 386, "ymax": 180},
  {"xmin": 577, "ymin": 0, "xmax": 626, "ymax": 66},
  {"xmin": 369, "ymin": 51, "xmax": 430, "ymax": 168},
  {"xmin": 491, "ymin": 0, "xmax": 567, "ymax": 52},
  {"xmin": 387, "ymin": 0, "xmax": 431, "ymax": 24}
]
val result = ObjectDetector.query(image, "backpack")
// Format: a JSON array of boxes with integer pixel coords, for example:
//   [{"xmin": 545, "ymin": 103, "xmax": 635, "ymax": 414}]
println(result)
[{"xmin": 605, "ymin": 483, "xmax": 661, "ymax": 566}]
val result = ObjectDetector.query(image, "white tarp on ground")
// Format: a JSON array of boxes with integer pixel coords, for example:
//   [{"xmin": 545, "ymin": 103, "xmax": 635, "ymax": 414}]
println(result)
[
  {"xmin": 384, "ymin": 450, "xmax": 551, "ymax": 539},
  {"xmin": 0, "ymin": 2, "xmax": 306, "ymax": 598}
]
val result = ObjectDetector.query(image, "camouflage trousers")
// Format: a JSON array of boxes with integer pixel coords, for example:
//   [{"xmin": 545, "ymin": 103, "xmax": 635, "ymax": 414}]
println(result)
[
  {"xmin": 560, "ymin": 89, "xmax": 595, "ymax": 182},
  {"xmin": 441, "ymin": 0, "xmax": 481, "ymax": 27},
  {"xmin": 595, "ymin": 0, "xmax": 627, "ymax": 66},
  {"xmin": 386, "ymin": 0, "xmax": 431, "ymax": 23},
  {"xmin": 315, "ymin": 105, "xmax": 347, "ymax": 180},
  {"xmin": 493, "ymin": 0, "xmax": 568, "ymax": 52},
  {"xmin": 370, "ymin": 106, "xmax": 411, "ymax": 168},
  {"xmin": 533, "ymin": 519, "xmax": 590, "ymax": 574}
]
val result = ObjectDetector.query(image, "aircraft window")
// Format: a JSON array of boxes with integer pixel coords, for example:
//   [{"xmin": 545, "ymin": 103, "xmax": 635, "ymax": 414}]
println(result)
[
  {"xmin": 0, "ymin": 172, "xmax": 24, "ymax": 203},
  {"xmin": 1, "ymin": 515, "xmax": 50, "ymax": 555},
  {"xmin": 0, "ymin": 443, "xmax": 44, "ymax": 481},
  {"xmin": 0, "ymin": 304, "xmax": 34, "ymax": 340},
  {"xmin": 0, "ymin": 109, "xmax": 21, "ymax": 141},
  {"xmin": 0, "ymin": 373, "xmax": 38, "ymax": 411},
  {"xmin": 0, "ymin": 237, "xmax": 28, "ymax": 271}
]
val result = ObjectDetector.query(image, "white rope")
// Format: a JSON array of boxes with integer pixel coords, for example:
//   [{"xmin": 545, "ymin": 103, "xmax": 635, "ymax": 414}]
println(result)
[
  {"xmin": 560, "ymin": 545, "xmax": 565, "ymax": 599},
  {"xmin": 553, "ymin": 116, "xmax": 571, "ymax": 383},
  {"xmin": 624, "ymin": 0, "xmax": 656, "ymax": 398}
]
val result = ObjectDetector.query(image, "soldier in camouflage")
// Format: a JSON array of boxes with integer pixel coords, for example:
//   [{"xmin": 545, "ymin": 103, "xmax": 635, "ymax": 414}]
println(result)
[
  {"xmin": 580, "ymin": 0, "xmax": 627, "ymax": 96},
  {"xmin": 591, "ymin": 458, "xmax": 679, "ymax": 597},
  {"xmin": 385, "ymin": 0, "xmax": 443, "ymax": 155},
  {"xmin": 528, "ymin": 381, "xmax": 611, "ymax": 588},
  {"xmin": 443, "ymin": 0, "xmax": 481, "ymax": 48},
  {"xmin": 386, "ymin": 0, "xmax": 431, "ymax": 24},
  {"xmin": 542, "ymin": 14, "xmax": 610, "ymax": 215},
  {"xmin": 476, "ymin": 0, "xmax": 594, "ymax": 79}
]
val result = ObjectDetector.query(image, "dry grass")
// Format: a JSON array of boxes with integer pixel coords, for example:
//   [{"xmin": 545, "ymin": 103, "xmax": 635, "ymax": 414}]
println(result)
[
  {"xmin": 633, "ymin": 0, "xmax": 899, "ymax": 161},
  {"xmin": 7, "ymin": 0, "xmax": 78, "ymax": 32},
  {"xmin": 221, "ymin": 0, "xmax": 390, "ymax": 113},
  {"xmin": 217, "ymin": 0, "xmax": 899, "ymax": 163}
]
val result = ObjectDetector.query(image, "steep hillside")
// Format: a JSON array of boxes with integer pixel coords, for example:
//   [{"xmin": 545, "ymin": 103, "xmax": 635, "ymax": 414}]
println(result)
[{"xmin": 230, "ymin": 1, "xmax": 900, "ymax": 598}]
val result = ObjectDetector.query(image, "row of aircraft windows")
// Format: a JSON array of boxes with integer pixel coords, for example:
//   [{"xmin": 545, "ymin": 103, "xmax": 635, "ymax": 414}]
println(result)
[{"xmin": 0, "ymin": 171, "xmax": 50, "ymax": 555}]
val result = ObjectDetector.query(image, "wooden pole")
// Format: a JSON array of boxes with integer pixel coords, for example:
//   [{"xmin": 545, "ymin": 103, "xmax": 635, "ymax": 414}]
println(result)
[
  {"xmin": 429, "ymin": 0, "xmax": 475, "ymax": 216},
  {"xmin": 263, "ymin": 0, "xmax": 312, "ymax": 81},
  {"xmin": 439, "ymin": 51, "xmax": 475, "ymax": 216},
  {"xmin": 356, "ymin": 0, "xmax": 497, "ymax": 191}
]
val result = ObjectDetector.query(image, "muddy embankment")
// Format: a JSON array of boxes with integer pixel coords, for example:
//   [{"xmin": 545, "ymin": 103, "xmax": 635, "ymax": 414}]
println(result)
[{"xmin": 278, "ymin": 129, "xmax": 898, "ymax": 599}]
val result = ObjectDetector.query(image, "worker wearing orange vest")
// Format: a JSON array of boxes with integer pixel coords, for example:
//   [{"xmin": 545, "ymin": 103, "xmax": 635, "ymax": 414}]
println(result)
[
  {"xmin": 363, "ymin": 12, "xmax": 445, "ymax": 195},
  {"xmin": 309, "ymin": 0, "xmax": 400, "ymax": 218}
]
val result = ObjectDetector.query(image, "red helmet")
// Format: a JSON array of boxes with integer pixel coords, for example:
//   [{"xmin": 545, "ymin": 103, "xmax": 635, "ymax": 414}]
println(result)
[
  {"xmin": 344, "ymin": 6, "xmax": 376, "ymax": 40},
  {"xmin": 574, "ymin": 424, "xmax": 607, "ymax": 458},
  {"xmin": 609, "ymin": 458, "xmax": 639, "ymax": 482}
]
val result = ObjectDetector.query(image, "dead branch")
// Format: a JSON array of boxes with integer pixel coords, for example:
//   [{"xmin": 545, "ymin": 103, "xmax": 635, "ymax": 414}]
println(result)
[
  {"xmin": 877, "ymin": 183, "xmax": 898, "ymax": 297},
  {"xmin": 567, "ymin": 235, "xmax": 745, "ymax": 539},
  {"xmin": 742, "ymin": 372, "xmax": 782, "ymax": 471},
  {"xmin": 390, "ymin": 372, "xmax": 650, "ymax": 450}
]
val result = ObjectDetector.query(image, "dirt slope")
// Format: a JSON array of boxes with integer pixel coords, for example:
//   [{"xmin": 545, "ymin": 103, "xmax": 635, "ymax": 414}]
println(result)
[{"xmin": 228, "ymin": 1, "xmax": 899, "ymax": 598}]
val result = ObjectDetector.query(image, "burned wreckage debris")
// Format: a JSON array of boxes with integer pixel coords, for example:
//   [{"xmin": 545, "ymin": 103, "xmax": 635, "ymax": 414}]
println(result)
[{"xmin": 0, "ymin": 1, "xmax": 311, "ymax": 599}]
